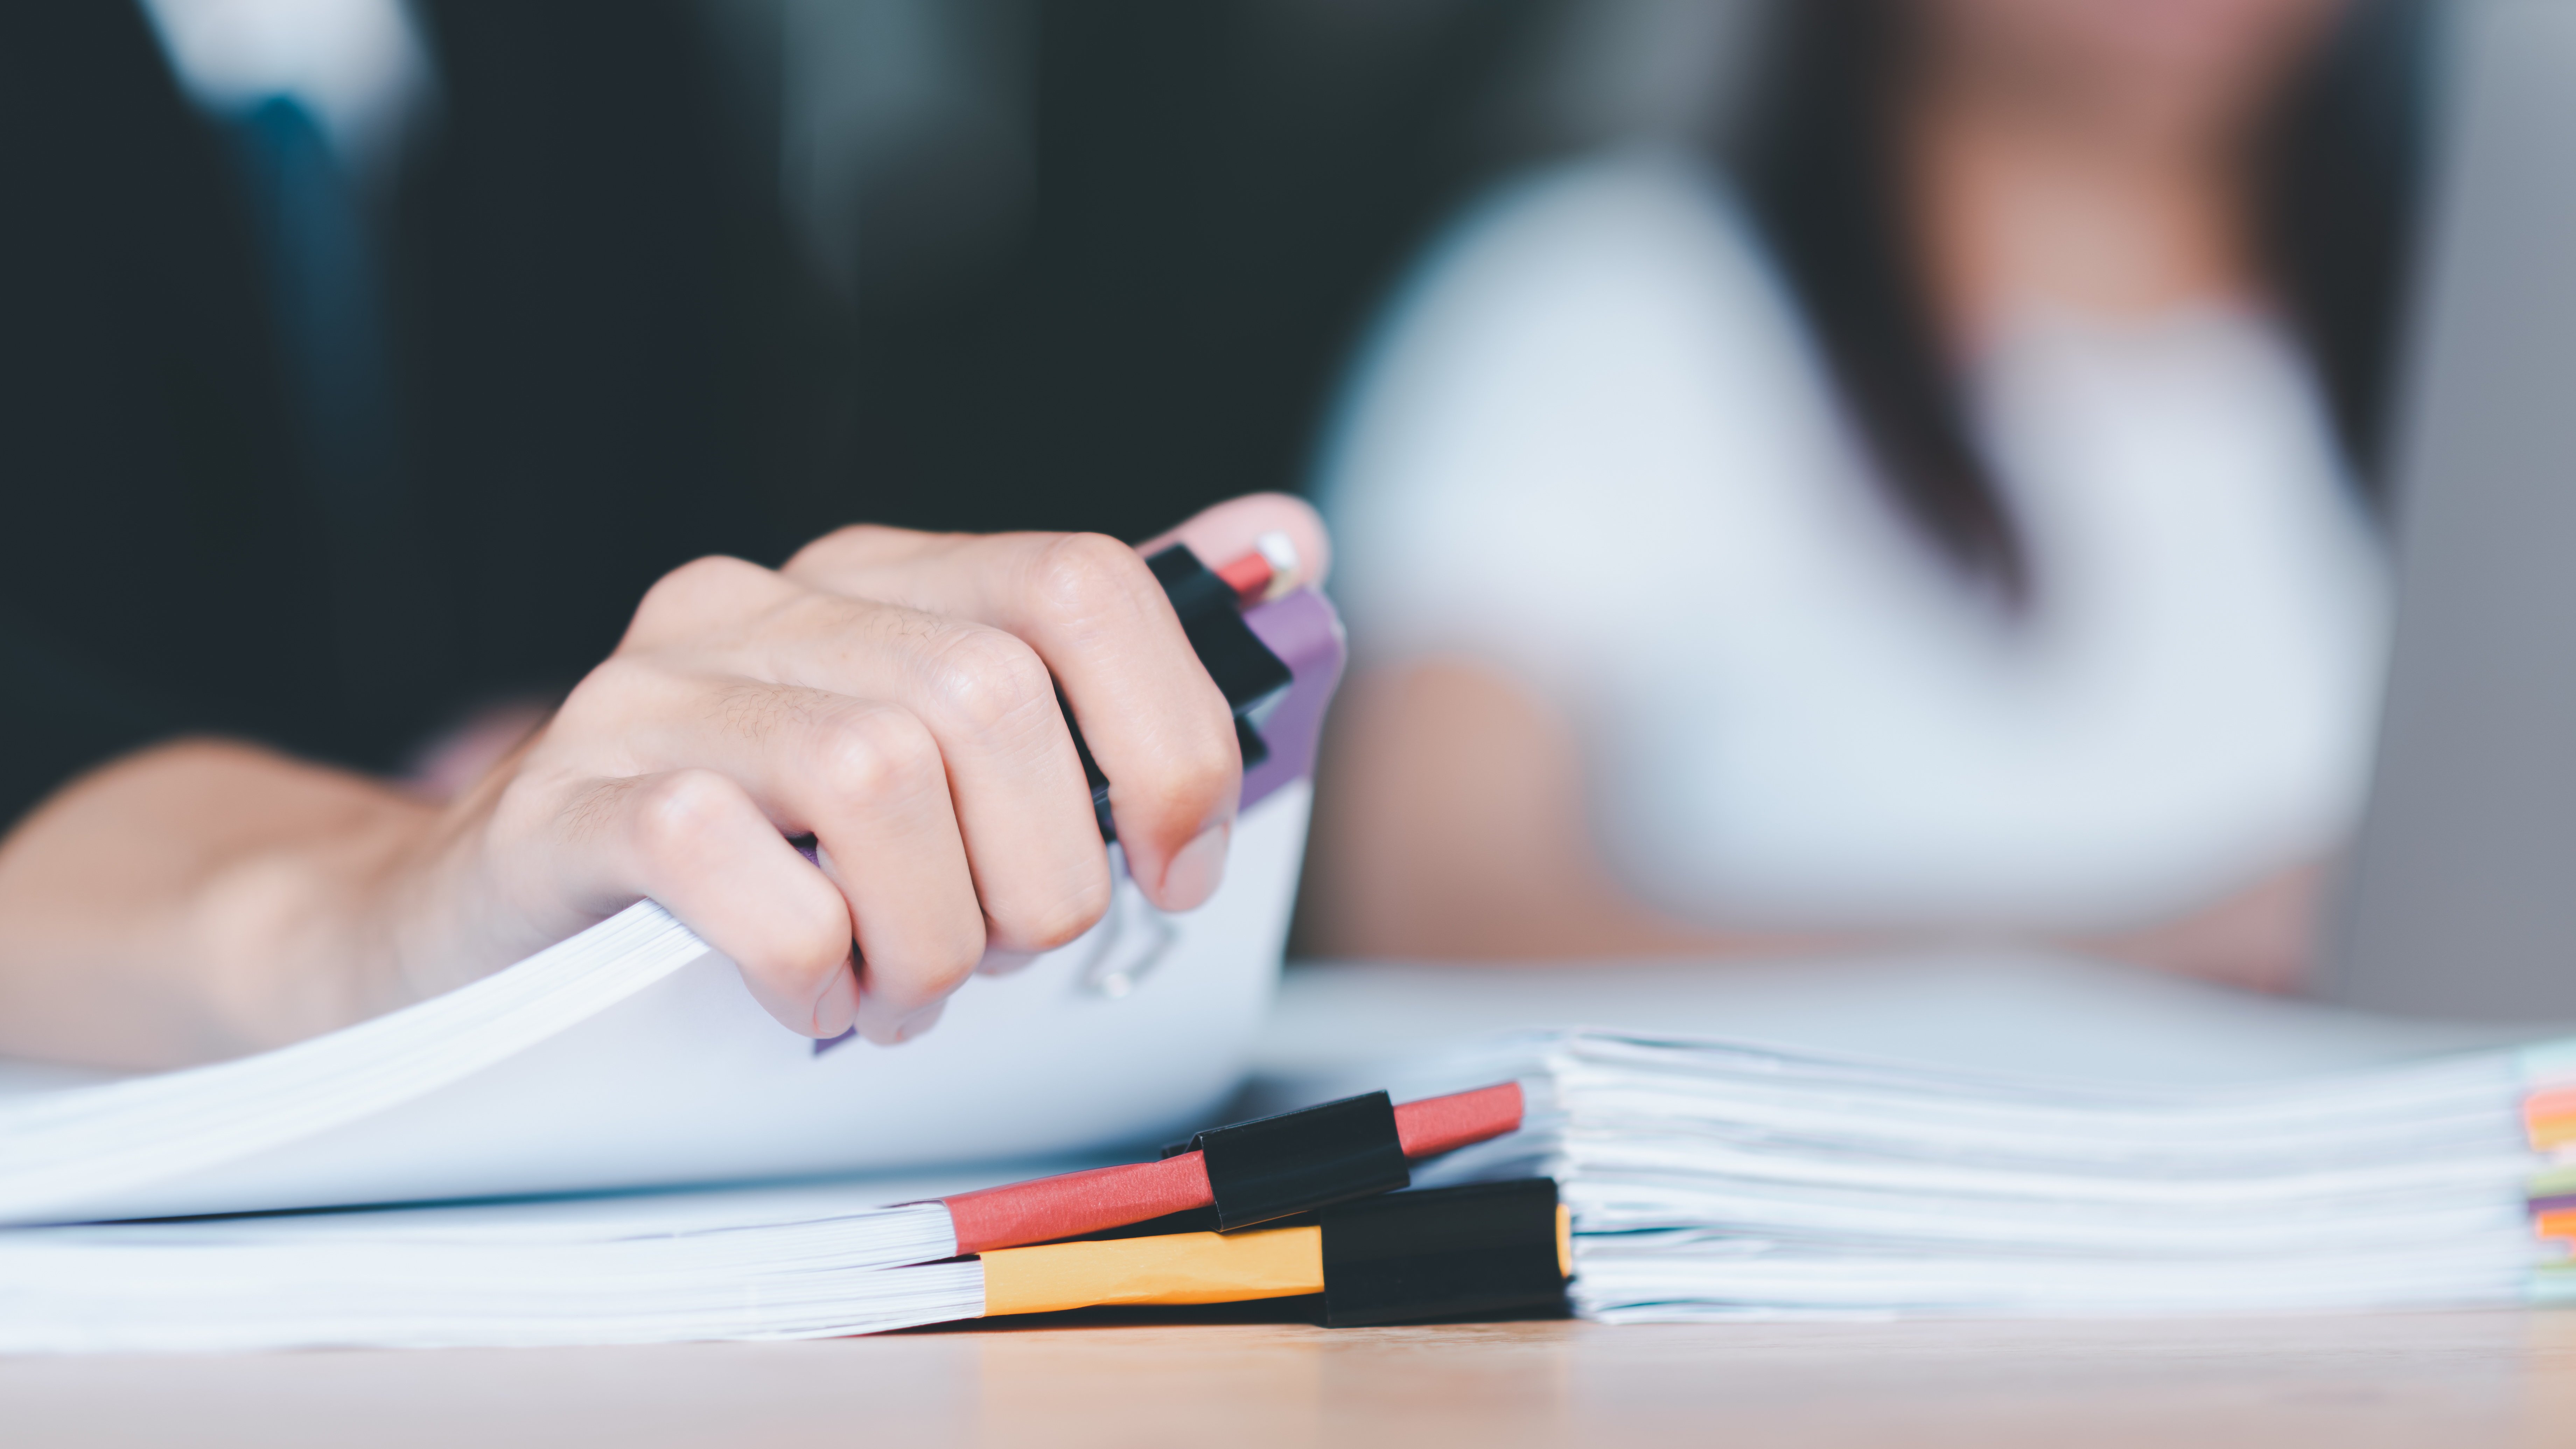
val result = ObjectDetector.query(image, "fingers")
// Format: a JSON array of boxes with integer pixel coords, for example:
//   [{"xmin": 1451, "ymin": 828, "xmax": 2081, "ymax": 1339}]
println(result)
[
  {"xmin": 496, "ymin": 495, "xmax": 1337, "ymax": 1051},
  {"xmin": 562, "ymin": 600, "xmax": 1116, "ymax": 1042},
  {"xmin": 780, "ymin": 525, "xmax": 969, "ymax": 597},
  {"xmin": 994, "ymin": 532, "xmax": 1241, "ymax": 911},
  {"xmin": 623, "ymin": 681, "xmax": 1002, "ymax": 1043},
  {"xmin": 786, "ymin": 494, "xmax": 1333, "ymax": 597},
  {"xmin": 889, "ymin": 622, "xmax": 1114, "ymax": 953},
  {"xmin": 782, "ymin": 530, "xmax": 1242, "ymax": 911},
  {"xmin": 597, "ymin": 648, "xmax": 1102, "ymax": 1040},
  {"xmin": 574, "ymin": 768, "xmax": 861, "ymax": 1039},
  {"xmin": 625, "ymin": 561, "xmax": 1115, "ymax": 960},
  {"xmin": 754, "ymin": 696, "xmax": 988, "ymax": 1044},
  {"xmin": 744, "ymin": 493, "xmax": 1336, "ymax": 924},
  {"xmin": 576, "ymin": 702, "xmax": 998, "ymax": 1046},
  {"xmin": 737, "ymin": 601, "xmax": 1115, "ymax": 957}
]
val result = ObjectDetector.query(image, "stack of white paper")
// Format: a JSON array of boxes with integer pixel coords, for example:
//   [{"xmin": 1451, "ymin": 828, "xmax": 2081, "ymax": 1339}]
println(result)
[
  {"xmin": 0, "ymin": 1176, "xmax": 1014, "ymax": 1352},
  {"xmin": 0, "ymin": 784, "xmax": 1316, "ymax": 1354},
  {"xmin": 8, "ymin": 933, "xmax": 2555, "ymax": 1350},
  {"xmin": 0, "ymin": 785, "xmax": 1311, "ymax": 1228},
  {"xmin": 1400, "ymin": 1030, "xmax": 2543, "ymax": 1320}
]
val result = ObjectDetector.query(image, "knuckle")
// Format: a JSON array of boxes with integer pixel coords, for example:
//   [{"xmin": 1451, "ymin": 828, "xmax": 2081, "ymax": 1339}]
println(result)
[
  {"xmin": 810, "ymin": 707, "xmax": 943, "ymax": 806},
  {"xmin": 918, "ymin": 626, "xmax": 1054, "ymax": 738},
  {"xmin": 919, "ymin": 925, "xmax": 988, "ymax": 1000},
  {"xmin": 626, "ymin": 769, "xmax": 738, "ymax": 864},
  {"xmin": 998, "ymin": 875, "xmax": 1113, "ymax": 955},
  {"xmin": 782, "ymin": 523, "xmax": 908, "ymax": 579},
  {"xmin": 633, "ymin": 554, "xmax": 768, "ymax": 631},
  {"xmin": 866, "ymin": 920, "xmax": 986, "ymax": 1009},
  {"xmin": 549, "ymin": 662, "xmax": 625, "ymax": 733},
  {"xmin": 780, "ymin": 526, "xmax": 867, "ymax": 579},
  {"xmin": 569, "ymin": 654, "xmax": 656, "ymax": 713},
  {"xmin": 1115, "ymin": 731, "xmax": 1240, "ymax": 852},
  {"xmin": 652, "ymin": 553, "xmax": 763, "ymax": 602},
  {"xmin": 1166, "ymin": 723, "xmax": 1242, "ymax": 814},
  {"xmin": 1029, "ymin": 532, "xmax": 1157, "ymax": 624}
]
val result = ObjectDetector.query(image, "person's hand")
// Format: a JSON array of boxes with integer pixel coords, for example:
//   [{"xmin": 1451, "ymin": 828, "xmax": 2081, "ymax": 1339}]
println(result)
[
  {"xmin": 389, "ymin": 495, "xmax": 1329, "ymax": 1046},
  {"xmin": 0, "ymin": 496, "xmax": 1328, "ymax": 1069}
]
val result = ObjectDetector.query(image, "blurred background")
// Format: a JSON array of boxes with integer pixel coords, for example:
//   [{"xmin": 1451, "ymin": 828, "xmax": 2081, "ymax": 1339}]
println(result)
[
  {"xmin": 148, "ymin": 0, "xmax": 1773, "ymax": 552},
  {"xmin": 3, "ymin": 0, "xmax": 1763, "ymax": 784},
  {"xmin": 7, "ymin": 0, "xmax": 2443, "ymax": 989},
  {"xmin": 693, "ymin": 0, "xmax": 1767, "ymax": 545}
]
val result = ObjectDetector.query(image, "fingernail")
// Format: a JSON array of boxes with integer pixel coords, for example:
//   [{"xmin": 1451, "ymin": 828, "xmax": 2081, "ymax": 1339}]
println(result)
[
  {"xmin": 893, "ymin": 1002, "xmax": 945, "ymax": 1044},
  {"xmin": 1158, "ymin": 821, "xmax": 1230, "ymax": 911}
]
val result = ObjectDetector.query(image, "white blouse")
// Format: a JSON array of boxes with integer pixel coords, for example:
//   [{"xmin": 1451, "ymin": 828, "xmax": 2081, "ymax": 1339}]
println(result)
[{"xmin": 1315, "ymin": 150, "xmax": 2389, "ymax": 932}]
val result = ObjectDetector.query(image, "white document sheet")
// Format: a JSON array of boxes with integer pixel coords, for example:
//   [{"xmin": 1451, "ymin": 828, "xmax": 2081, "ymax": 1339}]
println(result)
[{"xmin": 0, "ymin": 786, "xmax": 1308, "ymax": 1225}]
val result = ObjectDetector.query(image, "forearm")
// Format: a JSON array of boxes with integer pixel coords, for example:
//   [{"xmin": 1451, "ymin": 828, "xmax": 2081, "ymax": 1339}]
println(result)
[{"xmin": 0, "ymin": 739, "xmax": 438, "ymax": 1070}]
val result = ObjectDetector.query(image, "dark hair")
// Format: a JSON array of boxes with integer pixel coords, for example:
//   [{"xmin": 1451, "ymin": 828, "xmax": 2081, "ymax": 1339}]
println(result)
[{"xmin": 1729, "ymin": 0, "xmax": 2432, "ymax": 603}]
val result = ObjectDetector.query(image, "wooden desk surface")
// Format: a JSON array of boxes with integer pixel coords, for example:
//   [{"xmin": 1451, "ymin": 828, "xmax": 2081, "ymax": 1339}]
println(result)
[{"xmin": 13, "ymin": 1310, "xmax": 2576, "ymax": 1448}]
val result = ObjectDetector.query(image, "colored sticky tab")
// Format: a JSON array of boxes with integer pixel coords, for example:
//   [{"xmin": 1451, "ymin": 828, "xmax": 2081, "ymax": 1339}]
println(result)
[
  {"xmin": 2525, "ymin": 1089, "xmax": 2576, "ymax": 1149},
  {"xmin": 979, "ymin": 1225, "xmax": 1324, "ymax": 1317},
  {"xmin": 971, "ymin": 1177, "xmax": 1572, "ymax": 1325}
]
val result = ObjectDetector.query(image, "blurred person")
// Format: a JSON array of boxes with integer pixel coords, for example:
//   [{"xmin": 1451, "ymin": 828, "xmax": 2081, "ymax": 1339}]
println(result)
[
  {"xmin": 0, "ymin": 0, "xmax": 1326, "ymax": 1070},
  {"xmin": 1304, "ymin": 0, "xmax": 2426, "ymax": 990}
]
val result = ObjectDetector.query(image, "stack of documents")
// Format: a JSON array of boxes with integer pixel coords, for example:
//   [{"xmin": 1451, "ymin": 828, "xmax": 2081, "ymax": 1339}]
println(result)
[
  {"xmin": 14, "ymin": 922, "xmax": 2576, "ymax": 1348},
  {"xmin": 1392, "ymin": 1029, "xmax": 2552, "ymax": 1320},
  {"xmin": 0, "ymin": 785, "xmax": 1314, "ymax": 1229},
  {"xmin": 0, "ymin": 1182, "xmax": 982, "ymax": 1352},
  {"xmin": 2512, "ymin": 1041, "xmax": 2576, "ymax": 1307},
  {"xmin": 0, "ymin": 1083, "xmax": 1547, "ymax": 1353}
]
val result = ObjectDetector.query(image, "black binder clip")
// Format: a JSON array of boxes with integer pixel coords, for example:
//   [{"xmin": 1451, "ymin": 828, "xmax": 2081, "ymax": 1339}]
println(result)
[
  {"xmin": 1318, "ymin": 1178, "xmax": 1573, "ymax": 1328},
  {"xmin": 1167, "ymin": 1091, "xmax": 1412, "ymax": 1230}
]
